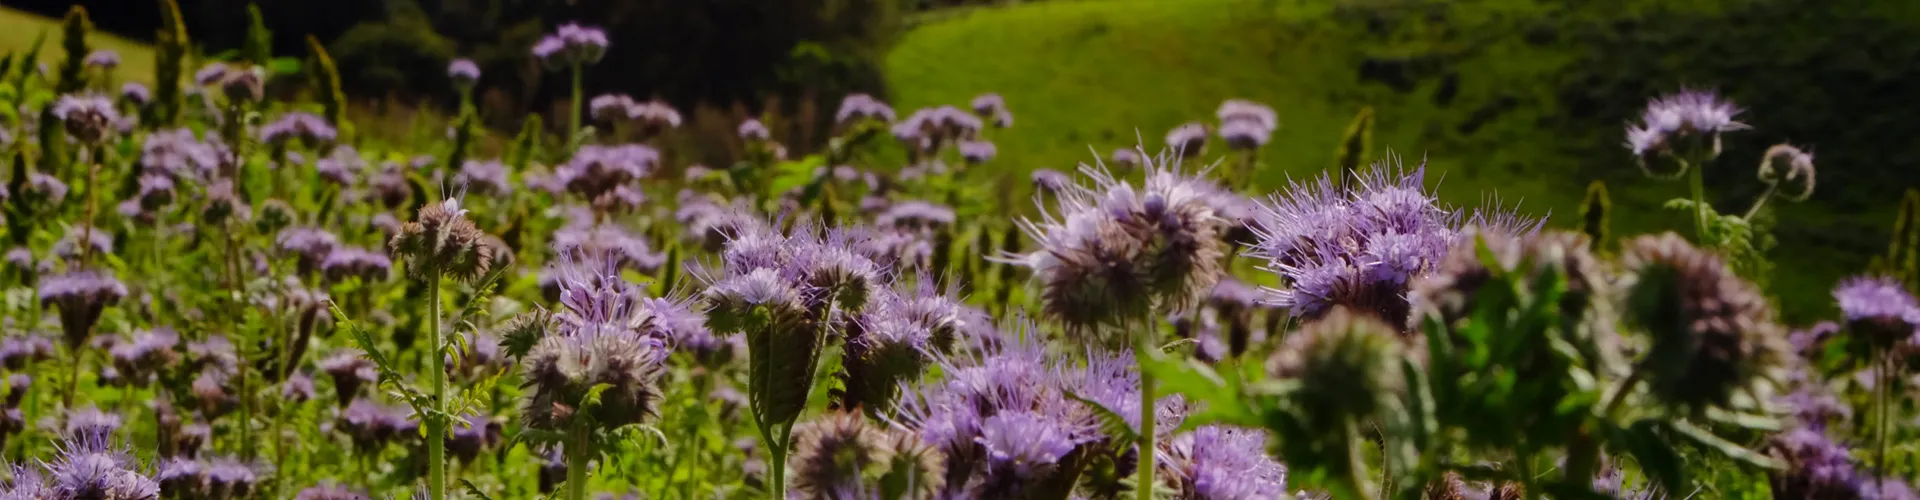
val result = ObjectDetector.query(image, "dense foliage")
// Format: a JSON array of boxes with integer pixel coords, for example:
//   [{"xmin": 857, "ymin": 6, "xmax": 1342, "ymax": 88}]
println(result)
[{"xmin": 0, "ymin": 2, "xmax": 1912, "ymax": 500}]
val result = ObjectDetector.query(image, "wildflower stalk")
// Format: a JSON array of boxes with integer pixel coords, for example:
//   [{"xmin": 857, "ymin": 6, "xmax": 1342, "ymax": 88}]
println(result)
[
  {"xmin": 427, "ymin": 262, "xmax": 448, "ymax": 500},
  {"xmin": 1686, "ymin": 158, "xmax": 1707, "ymax": 240},
  {"xmin": 1135, "ymin": 332, "xmax": 1157, "ymax": 500},
  {"xmin": 1876, "ymin": 350, "xmax": 1891, "ymax": 490},
  {"xmin": 566, "ymin": 421, "xmax": 591, "ymax": 500},
  {"xmin": 569, "ymin": 61, "xmax": 583, "ymax": 137},
  {"xmin": 1742, "ymin": 184, "xmax": 1776, "ymax": 220}
]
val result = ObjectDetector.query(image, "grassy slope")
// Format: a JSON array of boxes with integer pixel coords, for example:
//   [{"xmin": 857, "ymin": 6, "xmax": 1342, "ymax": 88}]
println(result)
[
  {"xmin": 884, "ymin": 0, "xmax": 1842, "ymax": 319},
  {"xmin": 0, "ymin": 6, "xmax": 157, "ymax": 84}
]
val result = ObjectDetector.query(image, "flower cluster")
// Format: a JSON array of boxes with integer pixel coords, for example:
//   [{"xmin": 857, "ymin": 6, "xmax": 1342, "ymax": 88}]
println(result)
[
  {"xmin": 532, "ymin": 22, "xmax": 610, "ymax": 67},
  {"xmin": 518, "ymin": 253, "xmax": 670, "ymax": 431},
  {"xmin": 836, "ymin": 93, "xmax": 898, "ymax": 126},
  {"xmin": 260, "ymin": 112, "xmax": 339, "ymax": 149},
  {"xmin": 1625, "ymin": 88, "xmax": 1746, "ymax": 169},
  {"xmin": 1005, "ymin": 149, "xmax": 1229, "ymax": 336},
  {"xmin": 1215, "ymin": 99, "xmax": 1277, "ymax": 150},
  {"xmin": 555, "ymin": 144, "xmax": 658, "ymax": 211}
]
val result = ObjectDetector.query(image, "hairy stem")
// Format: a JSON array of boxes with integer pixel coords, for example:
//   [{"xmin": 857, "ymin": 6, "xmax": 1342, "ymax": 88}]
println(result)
[
  {"xmin": 80, "ymin": 160, "xmax": 98, "ymax": 268},
  {"xmin": 1136, "ymin": 340, "xmax": 1157, "ymax": 500},
  {"xmin": 1687, "ymin": 159, "xmax": 1708, "ymax": 241},
  {"xmin": 1877, "ymin": 351, "xmax": 1890, "ymax": 490},
  {"xmin": 1742, "ymin": 184, "xmax": 1777, "ymax": 220},
  {"xmin": 428, "ymin": 265, "xmax": 447, "ymax": 500},
  {"xmin": 566, "ymin": 424, "xmax": 591, "ymax": 500}
]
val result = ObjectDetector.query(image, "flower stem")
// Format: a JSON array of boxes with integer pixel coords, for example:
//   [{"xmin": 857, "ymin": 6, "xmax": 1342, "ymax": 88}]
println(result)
[
  {"xmin": 79, "ymin": 161, "xmax": 99, "ymax": 268},
  {"xmin": 769, "ymin": 424, "xmax": 790, "ymax": 500},
  {"xmin": 1686, "ymin": 158, "xmax": 1708, "ymax": 241},
  {"xmin": 428, "ymin": 265, "xmax": 448, "ymax": 500},
  {"xmin": 64, "ymin": 347, "xmax": 84, "ymax": 408},
  {"xmin": 1742, "ymin": 184, "xmax": 1776, "ymax": 220},
  {"xmin": 566, "ymin": 424, "xmax": 591, "ymax": 500},
  {"xmin": 1877, "ymin": 351, "xmax": 1890, "ymax": 490},
  {"xmin": 1135, "ymin": 333, "xmax": 1157, "ymax": 500},
  {"xmin": 569, "ymin": 62, "xmax": 583, "ymax": 139}
]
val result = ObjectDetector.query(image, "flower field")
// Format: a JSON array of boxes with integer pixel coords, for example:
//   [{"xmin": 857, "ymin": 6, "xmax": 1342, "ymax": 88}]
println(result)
[{"xmin": 0, "ymin": 2, "xmax": 1914, "ymax": 499}]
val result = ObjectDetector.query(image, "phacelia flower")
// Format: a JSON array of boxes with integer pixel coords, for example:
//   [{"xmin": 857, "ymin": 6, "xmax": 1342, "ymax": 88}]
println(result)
[
  {"xmin": 85, "ymin": 50, "xmax": 121, "ymax": 69},
  {"xmin": 275, "ymin": 226, "xmax": 340, "ymax": 273},
  {"xmin": 788, "ymin": 411, "xmax": 930, "ymax": 497},
  {"xmin": 454, "ymin": 159, "xmax": 512, "ymax": 197},
  {"xmin": 120, "ymin": 83, "xmax": 152, "ymax": 106},
  {"xmin": 556, "ymin": 144, "xmax": 658, "ymax": 210},
  {"xmin": 957, "ymin": 139, "xmax": 996, "ymax": 164},
  {"xmin": 1165, "ymin": 122, "xmax": 1208, "ymax": 158},
  {"xmin": 738, "ymin": 119, "xmax": 771, "ymax": 142},
  {"xmin": 835, "ymin": 93, "xmax": 897, "ymax": 126},
  {"xmin": 108, "ymin": 328, "xmax": 180, "ymax": 386},
  {"xmin": 47, "ymin": 427, "xmax": 161, "ymax": 500},
  {"xmin": 1623, "ymin": 233, "xmax": 1787, "ymax": 413},
  {"xmin": 319, "ymin": 247, "xmax": 393, "ymax": 284},
  {"xmin": 446, "ymin": 413, "xmax": 503, "ymax": 464},
  {"xmin": 260, "ymin": 112, "xmax": 339, "ymax": 149},
  {"xmin": 971, "ymin": 93, "xmax": 1007, "ymax": 116},
  {"xmin": 390, "ymin": 198, "xmax": 498, "ymax": 283},
  {"xmin": 54, "ymin": 226, "xmax": 114, "ymax": 262},
  {"xmin": 533, "ymin": 22, "xmax": 610, "ymax": 67},
  {"xmin": 1832, "ymin": 275, "xmax": 1919, "ymax": 352},
  {"xmin": 550, "ymin": 223, "xmax": 667, "ymax": 275},
  {"xmin": 1626, "ymin": 88, "xmax": 1747, "ymax": 168},
  {"xmin": 1758, "ymin": 144, "xmax": 1817, "ymax": 203},
  {"xmin": 631, "ymin": 101, "xmax": 683, "ymax": 138},
  {"xmin": 1159, "ymin": 425, "xmax": 1288, "ymax": 500},
  {"xmin": 1003, "ymin": 148, "xmax": 1228, "ymax": 336},
  {"xmin": 319, "ymin": 351, "xmax": 377, "ymax": 408},
  {"xmin": 54, "ymin": 94, "xmax": 120, "ymax": 144},
  {"xmin": 1031, "ymin": 169, "xmax": 1071, "ymax": 194},
  {"xmin": 590, "ymin": 94, "xmax": 637, "ymax": 123},
  {"xmin": 217, "ymin": 65, "xmax": 266, "ymax": 103},
  {"xmin": 40, "ymin": 270, "xmax": 129, "ymax": 349},
  {"xmin": 193, "ymin": 64, "xmax": 227, "ymax": 87},
  {"xmin": 520, "ymin": 253, "xmax": 669, "ymax": 431},
  {"xmin": 876, "ymin": 201, "xmax": 956, "ymax": 232},
  {"xmin": 293, "ymin": 482, "xmax": 367, "ymax": 500},
  {"xmin": 447, "ymin": 58, "xmax": 481, "ymax": 90}
]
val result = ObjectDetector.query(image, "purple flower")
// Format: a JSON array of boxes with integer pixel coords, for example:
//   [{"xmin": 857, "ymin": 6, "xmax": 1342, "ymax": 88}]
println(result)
[
  {"xmin": 533, "ymin": 22, "xmax": 610, "ymax": 67},
  {"xmin": 108, "ymin": 328, "xmax": 180, "ymax": 385},
  {"xmin": 454, "ymin": 159, "xmax": 513, "ymax": 196},
  {"xmin": 39, "ymin": 270, "xmax": 129, "ymax": 348},
  {"xmin": 1216, "ymin": 99, "xmax": 1278, "ymax": 131},
  {"xmin": 589, "ymin": 93, "xmax": 638, "ymax": 123},
  {"xmin": 204, "ymin": 457, "xmax": 258, "ymax": 498},
  {"xmin": 448, "ymin": 58, "xmax": 481, "ymax": 88},
  {"xmin": 63, "ymin": 407, "xmax": 122, "ymax": 438},
  {"xmin": 319, "ymin": 351, "xmax": 377, "ymax": 408},
  {"xmin": 276, "ymin": 226, "xmax": 340, "ymax": 271},
  {"xmin": 1252, "ymin": 155, "xmax": 1535, "ymax": 327},
  {"xmin": 260, "ymin": 112, "xmax": 338, "ymax": 148},
  {"xmin": 957, "ymin": 139, "xmax": 996, "ymax": 164},
  {"xmin": 1160, "ymin": 425, "xmax": 1288, "ymax": 500},
  {"xmin": 971, "ymin": 93, "xmax": 1007, "ymax": 116},
  {"xmin": 876, "ymin": 200, "xmax": 956, "ymax": 231},
  {"xmin": 53, "ymin": 94, "xmax": 120, "ymax": 144},
  {"xmin": 1165, "ymin": 122, "xmax": 1208, "ymax": 158},
  {"xmin": 978, "ymin": 410, "xmax": 1077, "ymax": 484},
  {"xmin": 446, "ymin": 413, "xmax": 502, "ymax": 464},
  {"xmin": 0, "ymin": 334, "xmax": 53, "ymax": 371},
  {"xmin": 1031, "ymin": 169, "xmax": 1071, "ymax": 194},
  {"xmin": 551, "ymin": 223, "xmax": 666, "ymax": 275},
  {"xmin": 738, "ymin": 118, "xmax": 771, "ymax": 141},
  {"xmin": 1218, "ymin": 119, "xmax": 1271, "ymax": 150},
  {"xmin": 835, "ymin": 93, "xmax": 897, "ymax": 125},
  {"xmin": 315, "ymin": 146, "xmax": 365, "ymax": 186},
  {"xmin": 155, "ymin": 457, "xmax": 204, "ymax": 497},
  {"xmin": 282, "ymin": 371, "xmax": 316, "ymax": 403},
  {"xmin": 556, "ymin": 144, "xmax": 659, "ymax": 210},
  {"xmin": 54, "ymin": 226, "xmax": 114, "ymax": 261},
  {"xmin": 631, "ymin": 100, "xmax": 683, "ymax": 137},
  {"xmin": 521, "ymin": 253, "xmax": 670, "ymax": 430},
  {"xmin": 1003, "ymin": 148, "xmax": 1229, "ymax": 334},
  {"xmin": 84, "ymin": 50, "xmax": 120, "ymax": 69},
  {"xmin": 47, "ymin": 427, "xmax": 160, "ymax": 500},
  {"xmin": 193, "ymin": 64, "xmax": 227, "ymax": 87},
  {"xmin": 1833, "ymin": 275, "xmax": 1920, "ymax": 349},
  {"xmin": 293, "ymin": 482, "xmax": 366, "ymax": 500},
  {"xmin": 1626, "ymin": 88, "xmax": 1747, "ymax": 160},
  {"xmin": 336, "ymin": 399, "xmax": 407, "ymax": 452},
  {"xmin": 120, "ymin": 83, "xmax": 152, "ymax": 106},
  {"xmin": 140, "ymin": 128, "xmax": 227, "ymax": 180}
]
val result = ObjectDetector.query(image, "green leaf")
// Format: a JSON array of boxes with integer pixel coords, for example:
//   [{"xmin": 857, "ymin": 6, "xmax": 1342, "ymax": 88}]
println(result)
[
  {"xmin": 1612, "ymin": 419, "xmax": 1685, "ymax": 489},
  {"xmin": 267, "ymin": 56, "xmax": 303, "ymax": 75},
  {"xmin": 1064, "ymin": 390, "xmax": 1142, "ymax": 445},
  {"xmin": 459, "ymin": 479, "xmax": 495, "ymax": 500},
  {"xmin": 580, "ymin": 382, "xmax": 615, "ymax": 410},
  {"xmin": 766, "ymin": 154, "xmax": 827, "ymax": 199},
  {"xmin": 1668, "ymin": 419, "xmax": 1781, "ymax": 470}
]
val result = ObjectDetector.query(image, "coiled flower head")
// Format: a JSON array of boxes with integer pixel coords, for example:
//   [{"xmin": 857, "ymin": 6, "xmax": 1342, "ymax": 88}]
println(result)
[
  {"xmin": 1004, "ymin": 148, "xmax": 1227, "ymax": 338},
  {"xmin": 447, "ymin": 58, "xmax": 481, "ymax": 91},
  {"xmin": 390, "ymin": 198, "xmax": 497, "ymax": 283},
  {"xmin": 1623, "ymin": 233, "xmax": 1787, "ymax": 413}
]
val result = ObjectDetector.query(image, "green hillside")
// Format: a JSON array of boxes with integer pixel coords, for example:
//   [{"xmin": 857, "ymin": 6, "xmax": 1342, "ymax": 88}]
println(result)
[
  {"xmin": 0, "ymin": 6, "xmax": 157, "ymax": 85},
  {"xmin": 884, "ymin": 0, "xmax": 1918, "ymax": 320}
]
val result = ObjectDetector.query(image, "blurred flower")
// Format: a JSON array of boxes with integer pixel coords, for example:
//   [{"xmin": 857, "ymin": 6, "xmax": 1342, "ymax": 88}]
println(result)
[
  {"xmin": 53, "ymin": 94, "xmax": 120, "ymax": 145},
  {"xmin": 836, "ymin": 93, "xmax": 897, "ymax": 126},
  {"xmin": 1758, "ymin": 144, "xmax": 1817, "ymax": 202},
  {"xmin": 109, "ymin": 327, "xmax": 180, "ymax": 386},
  {"xmin": 293, "ymin": 482, "xmax": 366, "ymax": 500},
  {"xmin": 876, "ymin": 201, "xmax": 956, "ymax": 232},
  {"xmin": 54, "ymin": 226, "xmax": 114, "ymax": 261},
  {"xmin": 454, "ymin": 159, "xmax": 512, "ymax": 197},
  {"xmin": 218, "ymin": 65, "xmax": 266, "ymax": 103},
  {"xmin": 63, "ymin": 407, "xmax": 122, "ymax": 438},
  {"xmin": 448, "ymin": 58, "xmax": 481, "ymax": 90},
  {"xmin": 958, "ymin": 139, "xmax": 997, "ymax": 164},
  {"xmin": 40, "ymin": 269, "xmax": 128, "ymax": 349},
  {"xmin": 1031, "ymin": 169, "xmax": 1071, "ymax": 194},
  {"xmin": 631, "ymin": 101, "xmax": 683, "ymax": 138},
  {"xmin": 47, "ymin": 427, "xmax": 161, "ymax": 500},
  {"xmin": 446, "ymin": 413, "xmax": 502, "ymax": 464},
  {"xmin": 556, "ymin": 144, "xmax": 658, "ymax": 211},
  {"xmin": 738, "ymin": 118, "xmax": 771, "ymax": 142},
  {"xmin": 316, "ymin": 146, "xmax": 365, "ymax": 186},
  {"xmin": 589, "ymin": 94, "xmax": 637, "ymax": 123},
  {"xmin": 1159, "ymin": 425, "xmax": 1288, "ymax": 500},
  {"xmin": 193, "ymin": 63, "xmax": 227, "ymax": 87},
  {"xmin": 1165, "ymin": 122, "xmax": 1208, "ymax": 158},
  {"xmin": 971, "ymin": 93, "xmax": 1007, "ymax": 116},
  {"xmin": 533, "ymin": 22, "xmax": 610, "ymax": 67},
  {"xmin": 84, "ymin": 50, "xmax": 120, "ymax": 69},
  {"xmin": 551, "ymin": 223, "xmax": 666, "ymax": 275},
  {"xmin": 260, "ymin": 112, "xmax": 339, "ymax": 149},
  {"xmin": 319, "ymin": 351, "xmax": 377, "ymax": 408},
  {"xmin": 276, "ymin": 226, "xmax": 339, "ymax": 274},
  {"xmin": 282, "ymin": 371, "xmax": 316, "ymax": 404},
  {"xmin": 120, "ymin": 83, "xmax": 152, "ymax": 106},
  {"xmin": 1623, "ymin": 233, "xmax": 1786, "ymax": 412}
]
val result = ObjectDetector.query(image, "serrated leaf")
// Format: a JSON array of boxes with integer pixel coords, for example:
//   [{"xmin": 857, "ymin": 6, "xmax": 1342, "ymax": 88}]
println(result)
[
  {"xmin": 459, "ymin": 479, "xmax": 494, "ymax": 500},
  {"xmin": 1064, "ymin": 390, "xmax": 1142, "ymax": 445}
]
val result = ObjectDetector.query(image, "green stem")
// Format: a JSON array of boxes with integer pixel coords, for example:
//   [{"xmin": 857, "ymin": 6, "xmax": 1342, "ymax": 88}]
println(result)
[
  {"xmin": 569, "ymin": 62, "xmax": 583, "ymax": 138},
  {"xmin": 1877, "ymin": 351, "xmax": 1890, "ymax": 490},
  {"xmin": 566, "ymin": 424, "xmax": 591, "ymax": 500},
  {"xmin": 770, "ymin": 424, "xmax": 790, "ymax": 500},
  {"xmin": 1742, "ymin": 184, "xmax": 1776, "ymax": 220},
  {"xmin": 428, "ymin": 266, "xmax": 447, "ymax": 500},
  {"xmin": 1600, "ymin": 362, "xmax": 1646, "ymax": 419},
  {"xmin": 79, "ymin": 161, "xmax": 98, "ymax": 268},
  {"xmin": 1344, "ymin": 421, "xmax": 1377, "ymax": 500},
  {"xmin": 1686, "ymin": 159, "xmax": 1708, "ymax": 241},
  {"xmin": 64, "ymin": 347, "xmax": 84, "ymax": 408},
  {"xmin": 1135, "ymin": 328, "xmax": 1158, "ymax": 500}
]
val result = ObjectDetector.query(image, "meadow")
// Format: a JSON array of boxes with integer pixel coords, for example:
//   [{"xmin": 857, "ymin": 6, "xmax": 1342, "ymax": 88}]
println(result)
[{"xmin": 0, "ymin": 1, "xmax": 1913, "ymax": 499}]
